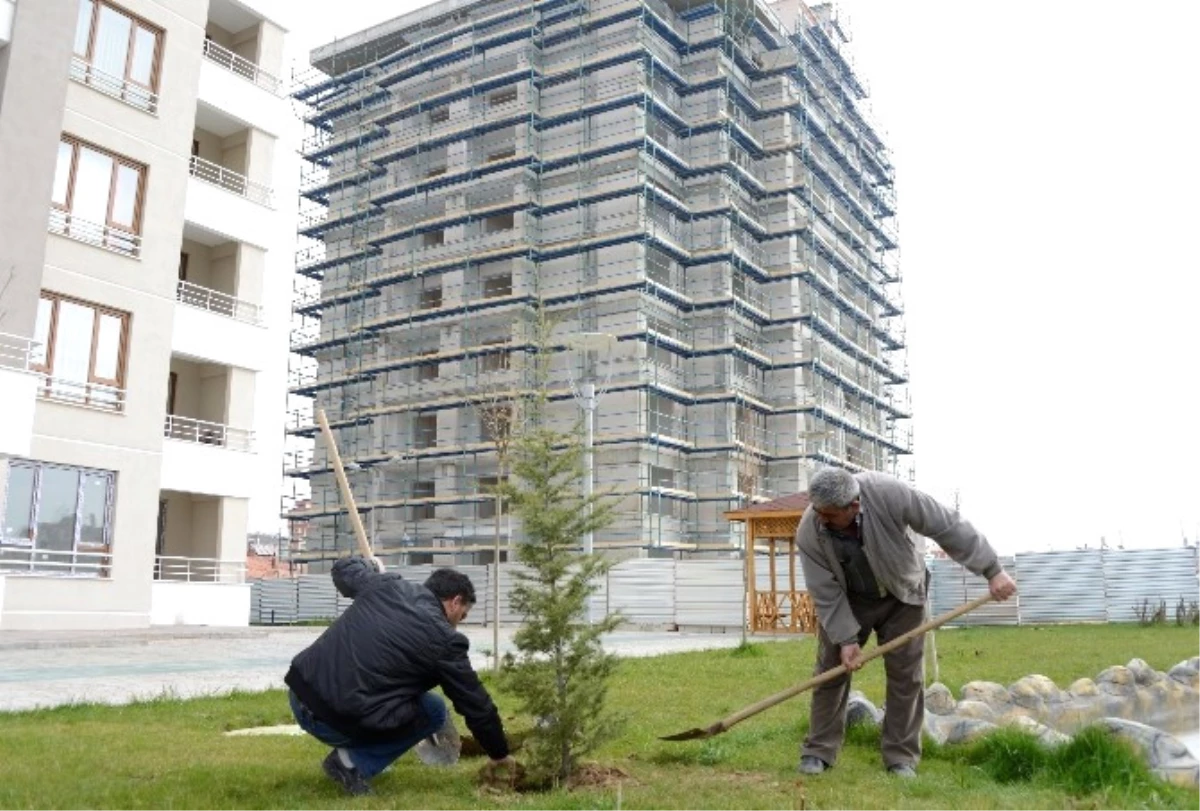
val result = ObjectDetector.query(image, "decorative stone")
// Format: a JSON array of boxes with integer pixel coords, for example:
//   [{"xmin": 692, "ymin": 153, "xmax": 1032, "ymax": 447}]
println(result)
[
  {"xmin": 1003, "ymin": 716, "xmax": 1070, "ymax": 748},
  {"xmin": 1168, "ymin": 660, "xmax": 1199, "ymax": 690},
  {"xmin": 925, "ymin": 683, "xmax": 956, "ymax": 715},
  {"xmin": 954, "ymin": 700, "xmax": 997, "ymax": 722},
  {"xmin": 1127, "ymin": 658, "xmax": 1162, "ymax": 686},
  {"xmin": 1097, "ymin": 718, "xmax": 1199, "ymax": 790},
  {"xmin": 1096, "ymin": 665, "xmax": 1136, "ymax": 693},
  {"xmin": 1009, "ymin": 675, "xmax": 1061, "ymax": 710},
  {"xmin": 960, "ymin": 680, "xmax": 1012, "ymax": 708},
  {"xmin": 1067, "ymin": 677, "xmax": 1098, "ymax": 697},
  {"xmin": 847, "ymin": 691, "xmax": 881, "ymax": 728}
]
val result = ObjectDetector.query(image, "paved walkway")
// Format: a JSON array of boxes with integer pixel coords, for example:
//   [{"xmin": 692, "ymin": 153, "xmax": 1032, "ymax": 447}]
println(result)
[{"xmin": 0, "ymin": 626, "xmax": 788, "ymax": 713}]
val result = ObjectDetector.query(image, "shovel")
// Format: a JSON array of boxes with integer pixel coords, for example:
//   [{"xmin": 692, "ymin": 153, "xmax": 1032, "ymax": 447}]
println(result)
[{"xmin": 660, "ymin": 593, "xmax": 995, "ymax": 741}]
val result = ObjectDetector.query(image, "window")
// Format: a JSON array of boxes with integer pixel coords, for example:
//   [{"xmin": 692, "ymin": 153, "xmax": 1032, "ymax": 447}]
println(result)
[
  {"xmin": 72, "ymin": 0, "xmax": 162, "ymax": 112},
  {"xmin": 32, "ymin": 292, "xmax": 130, "ymax": 411},
  {"xmin": 489, "ymin": 88, "xmax": 517, "ymax": 107},
  {"xmin": 414, "ymin": 413, "xmax": 437, "ymax": 449},
  {"xmin": 50, "ymin": 137, "xmax": 146, "ymax": 256},
  {"xmin": 480, "ymin": 338, "xmax": 511, "ymax": 373},
  {"xmin": 486, "ymin": 147, "xmax": 516, "ymax": 163},
  {"xmin": 426, "ymin": 165, "xmax": 447, "ymax": 178},
  {"xmin": 482, "ymin": 273, "xmax": 512, "ymax": 298},
  {"xmin": 418, "ymin": 285, "xmax": 443, "ymax": 310},
  {"xmin": 483, "ymin": 212, "xmax": 514, "ymax": 234},
  {"xmin": 178, "ymin": 252, "xmax": 189, "ymax": 281},
  {"xmin": 478, "ymin": 476, "xmax": 508, "ymax": 520},
  {"xmin": 1, "ymin": 461, "xmax": 115, "ymax": 576},
  {"xmin": 429, "ymin": 106, "xmax": 449, "ymax": 124},
  {"xmin": 416, "ymin": 349, "xmax": 439, "ymax": 382},
  {"xmin": 166, "ymin": 371, "xmax": 177, "ymax": 414},
  {"xmin": 422, "ymin": 230, "xmax": 445, "ymax": 248},
  {"xmin": 412, "ymin": 480, "xmax": 435, "ymax": 521}
]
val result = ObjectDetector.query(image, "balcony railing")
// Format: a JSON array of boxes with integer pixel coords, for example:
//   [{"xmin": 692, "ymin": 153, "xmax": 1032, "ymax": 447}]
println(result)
[
  {"xmin": 202, "ymin": 38, "xmax": 281, "ymax": 95},
  {"xmin": 38, "ymin": 375, "xmax": 126, "ymax": 411},
  {"xmin": 189, "ymin": 155, "xmax": 274, "ymax": 208},
  {"xmin": 0, "ymin": 332, "xmax": 38, "ymax": 373},
  {"xmin": 164, "ymin": 414, "xmax": 255, "ymax": 452},
  {"xmin": 0, "ymin": 544, "xmax": 112, "ymax": 578},
  {"xmin": 154, "ymin": 555, "xmax": 246, "ymax": 584},
  {"xmin": 176, "ymin": 280, "xmax": 262, "ymax": 325},
  {"xmin": 48, "ymin": 208, "xmax": 141, "ymax": 257},
  {"xmin": 69, "ymin": 56, "xmax": 158, "ymax": 113}
]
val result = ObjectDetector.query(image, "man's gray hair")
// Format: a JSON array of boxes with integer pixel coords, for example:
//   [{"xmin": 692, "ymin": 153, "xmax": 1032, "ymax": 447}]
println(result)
[{"xmin": 807, "ymin": 467, "xmax": 861, "ymax": 509}]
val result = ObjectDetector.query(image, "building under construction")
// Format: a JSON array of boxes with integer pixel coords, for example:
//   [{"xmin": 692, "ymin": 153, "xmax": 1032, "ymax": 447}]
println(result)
[{"xmin": 283, "ymin": 0, "xmax": 911, "ymax": 565}]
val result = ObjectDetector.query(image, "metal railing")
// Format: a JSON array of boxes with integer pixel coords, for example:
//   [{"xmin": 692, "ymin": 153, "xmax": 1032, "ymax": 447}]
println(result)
[
  {"xmin": 202, "ymin": 38, "xmax": 281, "ymax": 95},
  {"xmin": 154, "ymin": 555, "xmax": 246, "ymax": 584},
  {"xmin": 0, "ymin": 332, "xmax": 38, "ymax": 373},
  {"xmin": 163, "ymin": 414, "xmax": 255, "ymax": 452},
  {"xmin": 0, "ymin": 544, "xmax": 112, "ymax": 578},
  {"xmin": 189, "ymin": 155, "xmax": 274, "ymax": 208},
  {"xmin": 176, "ymin": 279, "xmax": 262, "ymax": 325},
  {"xmin": 37, "ymin": 375, "xmax": 126, "ymax": 411},
  {"xmin": 69, "ymin": 56, "xmax": 158, "ymax": 113},
  {"xmin": 48, "ymin": 208, "xmax": 141, "ymax": 256}
]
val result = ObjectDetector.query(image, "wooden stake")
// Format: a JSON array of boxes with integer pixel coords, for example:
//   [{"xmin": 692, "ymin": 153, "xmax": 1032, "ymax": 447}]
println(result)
[{"xmin": 316, "ymin": 408, "xmax": 375, "ymax": 565}]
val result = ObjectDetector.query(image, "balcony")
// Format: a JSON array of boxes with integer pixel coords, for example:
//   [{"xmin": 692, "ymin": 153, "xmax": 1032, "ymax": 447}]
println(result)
[
  {"xmin": 0, "ymin": 333, "xmax": 39, "ymax": 457},
  {"xmin": 47, "ymin": 208, "xmax": 140, "ymax": 257},
  {"xmin": 0, "ymin": 545, "xmax": 112, "ymax": 578},
  {"xmin": 155, "ymin": 555, "xmax": 246, "ymax": 583},
  {"xmin": 202, "ymin": 38, "xmax": 280, "ymax": 95},
  {"xmin": 36, "ymin": 376, "xmax": 126, "ymax": 412},
  {"xmin": 189, "ymin": 156, "xmax": 272, "ymax": 207},
  {"xmin": 164, "ymin": 414, "xmax": 255, "ymax": 452},
  {"xmin": 177, "ymin": 280, "xmax": 261, "ymax": 325}
]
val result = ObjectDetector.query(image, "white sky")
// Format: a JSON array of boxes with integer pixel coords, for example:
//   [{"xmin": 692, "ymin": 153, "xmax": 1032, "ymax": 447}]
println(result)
[{"xmin": 263, "ymin": 0, "xmax": 1200, "ymax": 554}]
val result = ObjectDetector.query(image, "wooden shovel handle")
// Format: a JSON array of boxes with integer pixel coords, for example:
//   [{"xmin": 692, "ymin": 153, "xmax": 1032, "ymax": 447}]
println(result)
[
  {"xmin": 716, "ymin": 592, "xmax": 994, "ymax": 732},
  {"xmin": 316, "ymin": 408, "xmax": 375, "ymax": 564}
]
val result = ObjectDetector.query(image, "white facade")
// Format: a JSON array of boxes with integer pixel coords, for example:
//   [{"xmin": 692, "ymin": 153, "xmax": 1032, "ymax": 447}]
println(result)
[{"xmin": 0, "ymin": 0, "xmax": 293, "ymax": 629}]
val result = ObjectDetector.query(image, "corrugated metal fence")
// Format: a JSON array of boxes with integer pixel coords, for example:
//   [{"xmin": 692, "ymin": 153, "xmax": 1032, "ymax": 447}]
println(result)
[{"xmin": 251, "ymin": 547, "xmax": 1198, "ymax": 629}]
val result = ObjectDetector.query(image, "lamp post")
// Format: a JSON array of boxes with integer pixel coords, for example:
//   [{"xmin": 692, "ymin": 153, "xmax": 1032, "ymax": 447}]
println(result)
[{"xmin": 566, "ymin": 333, "xmax": 617, "ymax": 559}]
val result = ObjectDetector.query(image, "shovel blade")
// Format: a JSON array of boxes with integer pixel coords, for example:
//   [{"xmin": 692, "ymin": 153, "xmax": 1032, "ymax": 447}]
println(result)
[{"xmin": 658, "ymin": 723, "xmax": 724, "ymax": 742}]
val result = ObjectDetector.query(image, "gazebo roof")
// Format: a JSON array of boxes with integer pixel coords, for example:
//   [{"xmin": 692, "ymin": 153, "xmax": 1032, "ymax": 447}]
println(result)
[{"xmin": 724, "ymin": 492, "xmax": 810, "ymax": 521}]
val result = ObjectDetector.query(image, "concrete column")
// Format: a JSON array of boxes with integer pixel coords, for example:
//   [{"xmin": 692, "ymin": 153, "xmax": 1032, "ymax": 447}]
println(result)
[
  {"xmin": 0, "ymin": 0, "xmax": 74, "ymax": 337},
  {"xmin": 216, "ymin": 497, "xmax": 250, "ymax": 562},
  {"xmin": 244, "ymin": 128, "xmax": 276, "ymax": 189},
  {"xmin": 210, "ymin": 242, "xmax": 238, "ymax": 297},
  {"xmin": 224, "ymin": 366, "xmax": 257, "ymax": 430},
  {"xmin": 234, "ymin": 243, "xmax": 265, "ymax": 305},
  {"xmin": 254, "ymin": 20, "xmax": 286, "ymax": 77}
]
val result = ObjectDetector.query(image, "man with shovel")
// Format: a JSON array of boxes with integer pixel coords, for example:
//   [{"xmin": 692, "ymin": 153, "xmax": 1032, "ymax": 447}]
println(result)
[
  {"xmin": 796, "ymin": 468, "xmax": 1017, "ymax": 778},
  {"xmin": 285, "ymin": 556, "xmax": 517, "ymax": 796}
]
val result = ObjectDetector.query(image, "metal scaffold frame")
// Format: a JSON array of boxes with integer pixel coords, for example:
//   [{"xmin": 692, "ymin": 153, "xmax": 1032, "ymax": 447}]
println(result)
[{"xmin": 282, "ymin": 0, "xmax": 912, "ymax": 568}]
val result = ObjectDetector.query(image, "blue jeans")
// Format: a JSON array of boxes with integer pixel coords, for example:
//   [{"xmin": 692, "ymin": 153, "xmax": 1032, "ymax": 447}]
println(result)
[{"xmin": 289, "ymin": 690, "xmax": 447, "ymax": 779}]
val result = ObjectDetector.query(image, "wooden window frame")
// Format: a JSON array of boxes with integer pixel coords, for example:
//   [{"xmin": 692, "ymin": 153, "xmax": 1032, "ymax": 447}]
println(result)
[
  {"xmin": 74, "ymin": 0, "xmax": 164, "ymax": 96},
  {"xmin": 54, "ymin": 136, "xmax": 147, "ymax": 240},
  {"xmin": 33, "ymin": 291, "xmax": 131, "ymax": 409}
]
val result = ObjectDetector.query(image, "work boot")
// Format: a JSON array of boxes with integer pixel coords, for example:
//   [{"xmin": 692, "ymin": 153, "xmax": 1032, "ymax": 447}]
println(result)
[
  {"xmin": 887, "ymin": 763, "xmax": 917, "ymax": 779},
  {"xmin": 323, "ymin": 749, "xmax": 372, "ymax": 796},
  {"xmin": 797, "ymin": 755, "xmax": 830, "ymax": 775}
]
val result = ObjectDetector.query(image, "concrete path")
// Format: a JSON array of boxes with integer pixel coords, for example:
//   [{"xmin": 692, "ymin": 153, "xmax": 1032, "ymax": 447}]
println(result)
[{"xmin": 0, "ymin": 626, "xmax": 790, "ymax": 713}]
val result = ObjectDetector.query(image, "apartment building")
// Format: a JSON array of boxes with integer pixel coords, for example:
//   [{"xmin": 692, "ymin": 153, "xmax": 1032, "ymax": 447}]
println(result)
[
  {"xmin": 0, "ymin": 0, "xmax": 292, "ymax": 629},
  {"xmin": 285, "ymin": 0, "xmax": 910, "ymax": 566}
]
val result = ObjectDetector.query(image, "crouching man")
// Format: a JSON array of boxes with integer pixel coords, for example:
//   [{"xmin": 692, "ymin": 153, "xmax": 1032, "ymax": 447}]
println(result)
[
  {"xmin": 285, "ymin": 556, "xmax": 515, "ymax": 795},
  {"xmin": 797, "ymin": 468, "xmax": 1017, "ymax": 779}
]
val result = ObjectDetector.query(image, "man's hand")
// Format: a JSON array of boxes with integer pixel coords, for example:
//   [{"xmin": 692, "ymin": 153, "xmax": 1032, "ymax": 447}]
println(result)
[
  {"xmin": 482, "ymin": 755, "xmax": 520, "ymax": 786},
  {"xmin": 367, "ymin": 555, "xmax": 384, "ymax": 573},
  {"xmin": 840, "ymin": 642, "xmax": 863, "ymax": 671},
  {"xmin": 988, "ymin": 570, "xmax": 1017, "ymax": 601}
]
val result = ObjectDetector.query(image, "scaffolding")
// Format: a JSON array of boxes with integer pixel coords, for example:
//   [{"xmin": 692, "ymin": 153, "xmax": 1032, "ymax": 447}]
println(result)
[{"xmin": 283, "ymin": 0, "xmax": 912, "ymax": 568}]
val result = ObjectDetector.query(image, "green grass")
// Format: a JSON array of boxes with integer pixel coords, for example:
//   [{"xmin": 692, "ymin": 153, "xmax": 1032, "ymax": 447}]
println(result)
[{"xmin": 0, "ymin": 624, "xmax": 1195, "ymax": 809}]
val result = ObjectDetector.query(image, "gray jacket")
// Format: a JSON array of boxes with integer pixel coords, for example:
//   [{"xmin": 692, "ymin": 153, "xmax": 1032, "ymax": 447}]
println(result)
[{"xmin": 797, "ymin": 471, "xmax": 1003, "ymax": 646}]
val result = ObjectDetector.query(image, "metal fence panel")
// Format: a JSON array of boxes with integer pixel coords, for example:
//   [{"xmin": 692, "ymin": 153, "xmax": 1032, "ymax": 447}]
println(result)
[
  {"xmin": 928, "ymin": 556, "xmax": 1019, "ymax": 626},
  {"xmin": 1103, "ymin": 547, "xmax": 1199, "ymax": 622},
  {"xmin": 675, "ymin": 559, "xmax": 743, "ymax": 627},
  {"xmin": 296, "ymin": 574, "xmax": 338, "ymax": 622},
  {"xmin": 255, "ymin": 578, "xmax": 299, "ymax": 625},
  {"xmin": 1015, "ymin": 550, "xmax": 1107, "ymax": 624},
  {"xmin": 607, "ymin": 559, "xmax": 676, "ymax": 626}
]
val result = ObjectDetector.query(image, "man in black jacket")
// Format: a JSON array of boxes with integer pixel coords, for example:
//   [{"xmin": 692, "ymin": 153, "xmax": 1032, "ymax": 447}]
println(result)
[{"xmin": 285, "ymin": 556, "xmax": 515, "ymax": 795}]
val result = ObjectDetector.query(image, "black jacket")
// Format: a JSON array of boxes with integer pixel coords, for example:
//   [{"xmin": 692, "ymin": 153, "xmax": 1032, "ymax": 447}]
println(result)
[{"xmin": 284, "ymin": 557, "xmax": 508, "ymax": 759}]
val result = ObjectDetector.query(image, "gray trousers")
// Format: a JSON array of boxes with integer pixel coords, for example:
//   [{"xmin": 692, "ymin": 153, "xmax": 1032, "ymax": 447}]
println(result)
[{"xmin": 800, "ymin": 593, "xmax": 925, "ymax": 769}]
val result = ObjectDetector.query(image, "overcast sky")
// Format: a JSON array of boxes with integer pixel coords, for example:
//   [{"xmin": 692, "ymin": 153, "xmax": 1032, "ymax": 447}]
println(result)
[{"xmin": 265, "ymin": 0, "xmax": 1200, "ymax": 554}]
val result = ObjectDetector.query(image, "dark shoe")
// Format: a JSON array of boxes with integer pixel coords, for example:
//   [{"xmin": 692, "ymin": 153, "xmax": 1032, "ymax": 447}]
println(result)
[
  {"xmin": 888, "ymin": 763, "xmax": 917, "ymax": 779},
  {"xmin": 323, "ymin": 749, "xmax": 372, "ymax": 796},
  {"xmin": 797, "ymin": 755, "xmax": 830, "ymax": 775}
]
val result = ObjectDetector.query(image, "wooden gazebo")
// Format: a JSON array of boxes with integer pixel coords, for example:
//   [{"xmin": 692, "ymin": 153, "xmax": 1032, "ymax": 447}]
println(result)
[{"xmin": 725, "ymin": 492, "xmax": 817, "ymax": 634}]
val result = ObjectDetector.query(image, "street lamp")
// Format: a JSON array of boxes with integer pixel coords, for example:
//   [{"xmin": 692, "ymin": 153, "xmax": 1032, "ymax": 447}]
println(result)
[{"xmin": 565, "ymin": 332, "xmax": 618, "ymax": 557}]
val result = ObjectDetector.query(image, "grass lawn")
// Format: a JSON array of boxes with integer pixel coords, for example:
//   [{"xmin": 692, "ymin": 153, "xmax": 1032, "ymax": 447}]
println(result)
[{"xmin": 0, "ymin": 624, "xmax": 1196, "ymax": 809}]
